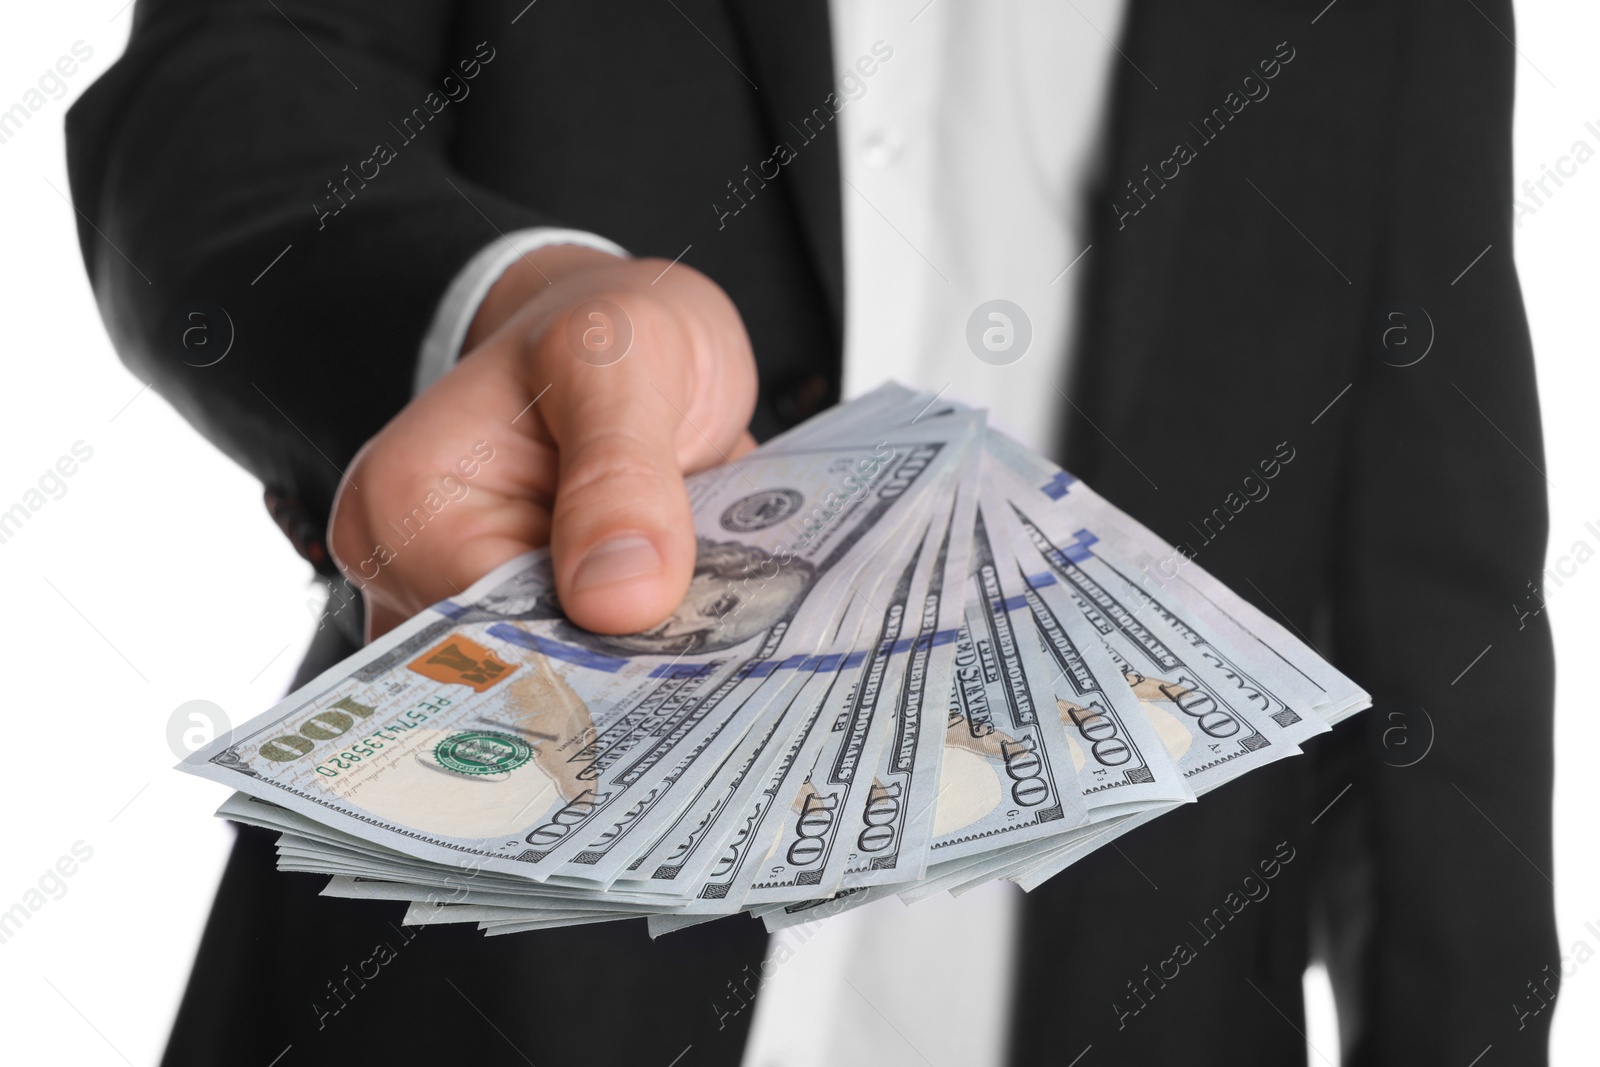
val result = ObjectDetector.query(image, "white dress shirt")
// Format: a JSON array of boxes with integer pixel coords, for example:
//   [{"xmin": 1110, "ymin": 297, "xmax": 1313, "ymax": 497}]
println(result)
[
  {"xmin": 830, "ymin": 0, "xmax": 1124, "ymax": 456},
  {"xmin": 415, "ymin": 4, "xmax": 1124, "ymax": 1064},
  {"xmin": 742, "ymin": 7, "xmax": 1124, "ymax": 1065}
]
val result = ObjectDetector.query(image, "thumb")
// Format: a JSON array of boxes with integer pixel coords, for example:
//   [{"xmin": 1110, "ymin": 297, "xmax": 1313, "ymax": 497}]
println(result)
[{"xmin": 544, "ymin": 365, "xmax": 699, "ymax": 636}]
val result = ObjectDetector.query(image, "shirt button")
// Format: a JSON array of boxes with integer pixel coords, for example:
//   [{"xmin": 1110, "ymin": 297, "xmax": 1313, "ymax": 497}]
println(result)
[{"xmin": 860, "ymin": 128, "xmax": 904, "ymax": 168}]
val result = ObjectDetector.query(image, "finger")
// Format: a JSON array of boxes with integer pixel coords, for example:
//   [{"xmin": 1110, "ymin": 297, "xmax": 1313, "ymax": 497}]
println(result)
[
  {"xmin": 539, "ymin": 314, "xmax": 703, "ymax": 635},
  {"xmin": 364, "ymin": 599, "xmax": 408, "ymax": 643},
  {"xmin": 328, "ymin": 420, "xmax": 553, "ymax": 640},
  {"xmin": 727, "ymin": 430, "xmax": 759, "ymax": 462}
]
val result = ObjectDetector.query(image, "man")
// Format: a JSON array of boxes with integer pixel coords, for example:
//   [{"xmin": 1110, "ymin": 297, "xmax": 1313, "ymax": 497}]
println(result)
[{"xmin": 67, "ymin": 1, "xmax": 1555, "ymax": 1064}]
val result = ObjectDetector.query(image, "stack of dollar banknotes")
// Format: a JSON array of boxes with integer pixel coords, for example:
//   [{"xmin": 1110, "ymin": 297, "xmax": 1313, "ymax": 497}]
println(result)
[{"xmin": 185, "ymin": 383, "xmax": 1369, "ymax": 937}]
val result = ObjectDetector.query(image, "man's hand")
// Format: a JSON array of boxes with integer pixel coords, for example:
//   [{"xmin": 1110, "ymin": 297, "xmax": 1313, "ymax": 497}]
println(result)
[{"xmin": 327, "ymin": 244, "xmax": 758, "ymax": 642}]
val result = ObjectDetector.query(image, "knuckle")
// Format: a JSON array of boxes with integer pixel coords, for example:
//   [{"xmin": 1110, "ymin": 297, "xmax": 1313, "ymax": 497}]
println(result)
[{"xmin": 559, "ymin": 429, "xmax": 672, "ymax": 498}]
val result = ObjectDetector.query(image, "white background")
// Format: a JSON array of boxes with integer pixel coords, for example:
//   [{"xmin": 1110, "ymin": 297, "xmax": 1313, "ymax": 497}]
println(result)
[{"xmin": 0, "ymin": 3, "xmax": 1592, "ymax": 1063}]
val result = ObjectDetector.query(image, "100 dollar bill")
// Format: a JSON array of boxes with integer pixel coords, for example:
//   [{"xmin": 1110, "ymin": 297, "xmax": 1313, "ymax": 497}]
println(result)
[{"xmin": 183, "ymin": 422, "xmax": 978, "ymax": 880}]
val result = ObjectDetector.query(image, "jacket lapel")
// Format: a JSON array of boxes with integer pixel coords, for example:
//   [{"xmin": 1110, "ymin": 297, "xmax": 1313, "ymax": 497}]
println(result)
[
  {"xmin": 1072, "ymin": 0, "xmax": 1193, "ymax": 450},
  {"xmin": 721, "ymin": 0, "xmax": 844, "ymax": 337}
]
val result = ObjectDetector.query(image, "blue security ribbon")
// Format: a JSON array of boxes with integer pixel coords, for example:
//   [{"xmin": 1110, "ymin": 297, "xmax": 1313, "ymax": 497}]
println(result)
[{"xmin": 487, "ymin": 622, "xmax": 629, "ymax": 673}]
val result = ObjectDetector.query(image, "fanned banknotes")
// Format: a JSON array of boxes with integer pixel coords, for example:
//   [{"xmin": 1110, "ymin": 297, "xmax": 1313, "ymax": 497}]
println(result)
[{"xmin": 182, "ymin": 385, "xmax": 1369, "ymax": 935}]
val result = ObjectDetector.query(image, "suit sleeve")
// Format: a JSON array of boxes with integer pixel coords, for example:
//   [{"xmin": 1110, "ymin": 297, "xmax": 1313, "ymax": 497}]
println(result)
[
  {"xmin": 1328, "ymin": 0, "xmax": 1558, "ymax": 1051},
  {"xmin": 65, "ymin": 0, "xmax": 556, "ymax": 562}
]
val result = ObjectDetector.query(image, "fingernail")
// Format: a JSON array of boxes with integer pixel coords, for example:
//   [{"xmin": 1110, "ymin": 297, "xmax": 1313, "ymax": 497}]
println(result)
[{"xmin": 572, "ymin": 535, "xmax": 662, "ymax": 592}]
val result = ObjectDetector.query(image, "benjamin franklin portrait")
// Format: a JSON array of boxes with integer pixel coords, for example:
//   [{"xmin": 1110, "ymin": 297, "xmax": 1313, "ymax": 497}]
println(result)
[{"xmin": 462, "ymin": 537, "xmax": 818, "ymax": 657}]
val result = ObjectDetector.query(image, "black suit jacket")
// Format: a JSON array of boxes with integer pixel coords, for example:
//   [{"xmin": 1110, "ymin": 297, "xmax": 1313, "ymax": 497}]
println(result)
[{"xmin": 68, "ymin": 2, "xmax": 1557, "ymax": 1064}]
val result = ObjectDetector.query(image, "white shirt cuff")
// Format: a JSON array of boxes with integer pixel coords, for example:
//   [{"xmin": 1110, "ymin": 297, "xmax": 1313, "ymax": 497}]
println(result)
[{"xmin": 413, "ymin": 227, "xmax": 630, "ymax": 395}]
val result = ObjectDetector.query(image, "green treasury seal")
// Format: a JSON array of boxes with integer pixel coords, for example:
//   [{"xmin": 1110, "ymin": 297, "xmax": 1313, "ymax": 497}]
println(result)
[{"xmin": 432, "ymin": 731, "xmax": 533, "ymax": 776}]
